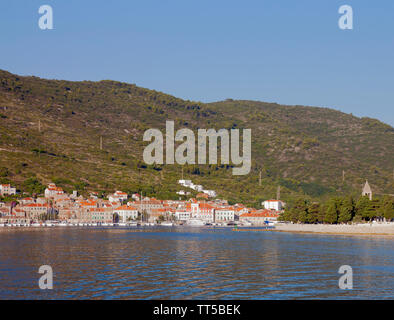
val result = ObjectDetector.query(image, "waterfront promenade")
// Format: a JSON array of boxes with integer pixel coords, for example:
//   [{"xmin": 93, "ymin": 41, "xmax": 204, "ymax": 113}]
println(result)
[{"xmin": 275, "ymin": 222, "xmax": 394, "ymax": 235}]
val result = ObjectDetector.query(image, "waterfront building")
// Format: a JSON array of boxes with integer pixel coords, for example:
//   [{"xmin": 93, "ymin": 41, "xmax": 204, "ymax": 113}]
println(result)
[
  {"xmin": 90, "ymin": 208, "xmax": 114, "ymax": 223},
  {"xmin": 113, "ymin": 205, "xmax": 139, "ymax": 222},
  {"xmin": 21, "ymin": 203, "xmax": 50, "ymax": 220},
  {"xmin": 240, "ymin": 209, "xmax": 279, "ymax": 225},
  {"xmin": 175, "ymin": 210, "xmax": 191, "ymax": 221},
  {"xmin": 214, "ymin": 207, "xmax": 236, "ymax": 222},
  {"xmin": 191, "ymin": 202, "xmax": 215, "ymax": 222}
]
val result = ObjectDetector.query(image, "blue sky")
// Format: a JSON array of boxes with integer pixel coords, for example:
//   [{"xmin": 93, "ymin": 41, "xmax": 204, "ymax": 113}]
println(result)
[{"xmin": 1, "ymin": 0, "xmax": 393, "ymax": 126}]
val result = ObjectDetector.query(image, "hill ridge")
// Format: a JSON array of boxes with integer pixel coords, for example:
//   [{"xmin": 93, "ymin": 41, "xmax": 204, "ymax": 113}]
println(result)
[{"xmin": 0, "ymin": 69, "xmax": 393, "ymax": 206}]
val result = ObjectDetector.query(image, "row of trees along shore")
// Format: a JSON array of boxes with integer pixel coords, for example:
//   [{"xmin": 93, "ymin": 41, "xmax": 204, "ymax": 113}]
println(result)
[{"xmin": 279, "ymin": 196, "xmax": 394, "ymax": 224}]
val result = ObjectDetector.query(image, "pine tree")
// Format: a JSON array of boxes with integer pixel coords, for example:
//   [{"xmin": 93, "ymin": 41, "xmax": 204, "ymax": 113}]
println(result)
[
  {"xmin": 307, "ymin": 202, "xmax": 320, "ymax": 224},
  {"xmin": 291, "ymin": 198, "xmax": 309, "ymax": 223},
  {"xmin": 356, "ymin": 196, "xmax": 371, "ymax": 221},
  {"xmin": 338, "ymin": 197, "xmax": 355, "ymax": 223},
  {"xmin": 324, "ymin": 199, "xmax": 339, "ymax": 224},
  {"xmin": 382, "ymin": 197, "xmax": 394, "ymax": 221}
]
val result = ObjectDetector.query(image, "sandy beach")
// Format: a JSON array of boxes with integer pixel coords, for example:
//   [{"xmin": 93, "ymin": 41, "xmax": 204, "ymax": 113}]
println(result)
[{"xmin": 274, "ymin": 222, "xmax": 394, "ymax": 236}]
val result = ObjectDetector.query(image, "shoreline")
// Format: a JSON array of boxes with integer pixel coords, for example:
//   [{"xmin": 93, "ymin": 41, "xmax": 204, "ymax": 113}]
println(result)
[{"xmin": 273, "ymin": 223, "xmax": 394, "ymax": 236}]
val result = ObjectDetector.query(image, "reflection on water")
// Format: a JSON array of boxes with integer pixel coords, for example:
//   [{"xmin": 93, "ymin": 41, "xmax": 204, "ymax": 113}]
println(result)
[{"xmin": 0, "ymin": 227, "xmax": 393, "ymax": 299}]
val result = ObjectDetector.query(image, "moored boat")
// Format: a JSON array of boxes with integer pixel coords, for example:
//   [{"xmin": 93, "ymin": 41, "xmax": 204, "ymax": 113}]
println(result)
[{"xmin": 186, "ymin": 219, "xmax": 205, "ymax": 226}]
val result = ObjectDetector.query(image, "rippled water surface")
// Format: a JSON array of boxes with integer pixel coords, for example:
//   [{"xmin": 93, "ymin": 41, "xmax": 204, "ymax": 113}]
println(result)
[{"xmin": 0, "ymin": 227, "xmax": 393, "ymax": 299}]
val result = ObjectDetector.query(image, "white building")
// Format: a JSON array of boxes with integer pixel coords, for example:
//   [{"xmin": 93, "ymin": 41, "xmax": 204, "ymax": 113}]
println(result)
[
  {"xmin": 108, "ymin": 191, "xmax": 128, "ymax": 203},
  {"xmin": 0, "ymin": 184, "xmax": 16, "ymax": 196},
  {"xmin": 262, "ymin": 200, "xmax": 285, "ymax": 211},
  {"xmin": 113, "ymin": 205, "xmax": 139, "ymax": 222},
  {"xmin": 191, "ymin": 202, "xmax": 215, "ymax": 222},
  {"xmin": 214, "ymin": 207, "xmax": 235, "ymax": 222},
  {"xmin": 203, "ymin": 190, "xmax": 217, "ymax": 198},
  {"xmin": 178, "ymin": 180, "xmax": 192, "ymax": 187},
  {"xmin": 131, "ymin": 193, "xmax": 141, "ymax": 201},
  {"xmin": 44, "ymin": 183, "xmax": 64, "ymax": 198},
  {"xmin": 175, "ymin": 210, "xmax": 191, "ymax": 221}
]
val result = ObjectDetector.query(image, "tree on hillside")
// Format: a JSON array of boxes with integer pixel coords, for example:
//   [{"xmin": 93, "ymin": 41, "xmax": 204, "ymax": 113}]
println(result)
[
  {"xmin": 338, "ymin": 197, "xmax": 355, "ymax": 223},
  {"xmin": 382, "ymin": 198, "xmax": 394, "ymax": 221},
  {"xmin": 307, "ymin": 202, "xmax": 320, "ymax": 224},
  {"xmin": 22, "ymin": 177, "xmax": 45, "ymax": 195},
  {"xmin": 355, "ymin": 196, "xmax": 371, "ymax": 221},
  {"xmin": 324, "ymin": 198, "xmax": 339, "ymax": 224},
  {"xmin": 290, "ymin": 198, "xmax": 309, "ymax": 223}
]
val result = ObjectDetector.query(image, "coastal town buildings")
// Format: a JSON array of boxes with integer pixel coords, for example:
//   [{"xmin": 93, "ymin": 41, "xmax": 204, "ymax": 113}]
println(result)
[{"xmin": 0, "ymin": 183, "xmax": 285, "ymax": 226}]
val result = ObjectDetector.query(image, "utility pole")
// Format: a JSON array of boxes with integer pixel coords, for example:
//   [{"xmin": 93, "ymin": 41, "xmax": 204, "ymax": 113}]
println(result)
[
  {"xmin": 259, "ymin": 170, "xmax": 262, "ymax": 186},
  {"xmin": 342, "ymin": 170, "xmax": 345, "ymax": 183},
  {"xmin": 100, "ymin": 136, "xmax": 103, "ymax": 150},
  {"xmin": 38, "ymin": 119, "xmax": 41, "ymax": 132}
]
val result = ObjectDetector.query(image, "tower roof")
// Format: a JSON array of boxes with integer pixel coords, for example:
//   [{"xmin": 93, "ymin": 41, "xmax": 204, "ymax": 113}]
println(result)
[{"xmin": 363, "ymin": 180, "xmax": 372, "ymax": 194}]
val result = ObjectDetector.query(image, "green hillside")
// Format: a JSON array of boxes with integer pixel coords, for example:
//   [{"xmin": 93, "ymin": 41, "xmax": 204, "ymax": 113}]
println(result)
[{"xmin": 0, "ymin": 69, "xmax": 393, "ymax": 207}]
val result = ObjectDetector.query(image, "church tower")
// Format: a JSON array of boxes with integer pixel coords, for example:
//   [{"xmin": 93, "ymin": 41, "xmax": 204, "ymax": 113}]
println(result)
[{"xmin": 362, "ymin": 180, "xmax": 372, "ymax": 200}]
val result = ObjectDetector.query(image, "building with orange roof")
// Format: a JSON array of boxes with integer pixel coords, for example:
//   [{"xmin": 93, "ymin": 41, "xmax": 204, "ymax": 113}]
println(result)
[
  {"xmin": 20, "ymin": 197, "xmax": 35, "ymax": 205},
  {"xmin": 0, "ymin": 184, "xmax": 16, "ymax": 196},
  {"xmin": 108, "ymin": 191, "xmax": 128, "ymax": 203},
  {"xmin": 113, "ymin": 205, "xmax": 139, "ymax": 222},
  {"xmin": 44, "ymin": 183, "xmax": 64, "ymax": 198},
  {"xmin": 196, "ymin": 193, "xmax": 209, "ymax": 200},
  {"xmin": 191, "ymin": 202, "xmax": 215, "ymax": 222},
  {"xmin": 21, "ymin": 203, "xmax": 51, "ymax": 220},
  {"xmin": 240, "ymin": 209, "xmax": 279, "ymax": 225}
]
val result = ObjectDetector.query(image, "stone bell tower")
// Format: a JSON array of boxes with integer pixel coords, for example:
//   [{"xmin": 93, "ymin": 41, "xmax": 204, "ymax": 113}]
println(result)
[{"xmin": 362, "ymin": 180, "xmax": 372, "ymax": 200}]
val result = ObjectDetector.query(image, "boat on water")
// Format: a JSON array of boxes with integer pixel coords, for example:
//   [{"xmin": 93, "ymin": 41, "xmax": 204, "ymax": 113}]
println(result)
[
  {"xmin": 32, "ymin": 223, "xmax": 41, "ymax": 227},
  {"xmin": 161, "ymin": 222, "xmax": 174, "ymax": 226},
  {"xmin": 128, "ymin": 222, "xmax": 138, "ymax": 227},
  {"xmin": 102, "ymin": 223, "xmax": 109, "ymax": 226},
  {"xmin": 45, "ymin": 222, "xmax": 53, "ymax": 227},
  {"xmin": 0, "ymin": 223, "xmax": 5, "ymax": 227},
  {"xmin": 186, "ymin": 219, "xmax": 206, "ymax": 226},
  {"xmin": 118, "ymin": 222, "xmax": 127, "ymax": 227},
  {"xmin": 58, "ymin": 222, "xmax": 68, "ymax": 226}
]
